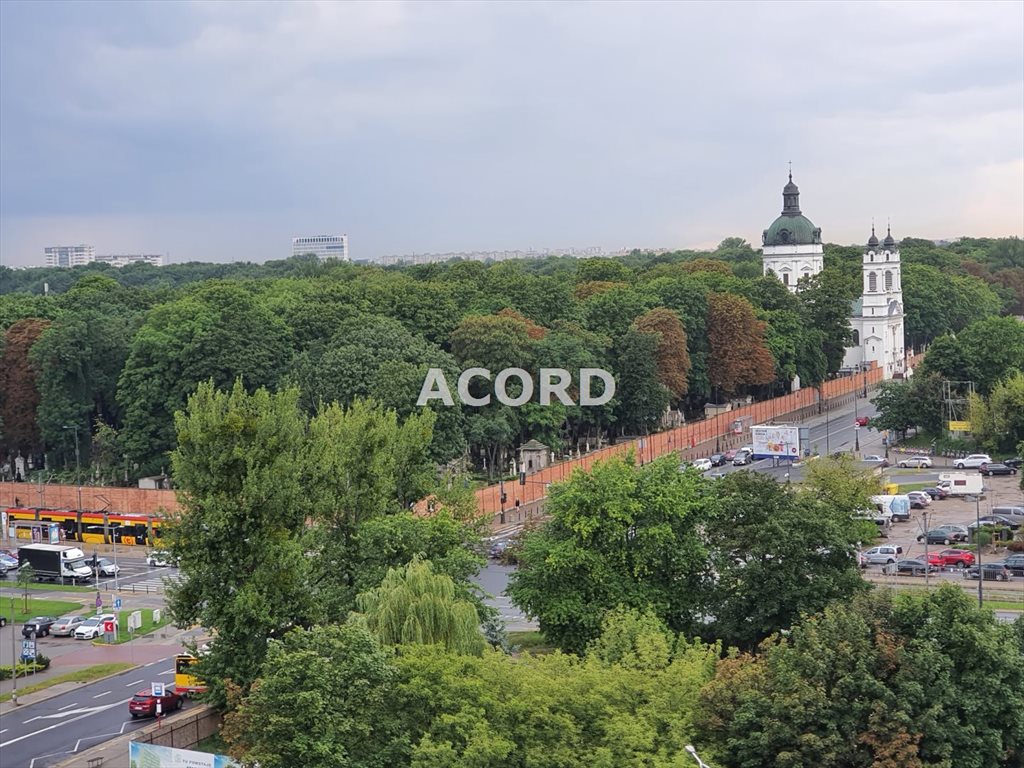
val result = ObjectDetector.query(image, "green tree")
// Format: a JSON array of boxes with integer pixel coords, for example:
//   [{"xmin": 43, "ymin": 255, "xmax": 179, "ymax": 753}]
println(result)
[
  {"xmin": 957, "ymin": 316, "xmax": 1024, "ymax": 395},
  {"xmin": 507, "ymin": 455, "xmax": 710, "ymax": 654},
  {"xmin": 612, "ymin": 329, "xmax": 670, "ymax": 435},
  {"xmin": 357, "ymin": 557, "xmax": 486, "ymax": 655},
  {"xmin": 165, "ymin": 381, "xmax": 314, "ymax": 705},
  {"xmin": 701, "ymin": 472, "xmax": 870, "ymax": 650},
  {"xmin": 223, "ymin": 620, "xmax": 406, "ymax": 768}
]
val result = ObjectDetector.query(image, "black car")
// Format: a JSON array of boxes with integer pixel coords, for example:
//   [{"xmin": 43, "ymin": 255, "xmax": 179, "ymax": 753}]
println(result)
[
  {"xmin": 922, "ymin": 487, "xmax": 947, "ymax": 500},
  {"xmin": 980, "ymin": 463, "xmax": 1018, "ymax": 476},
  {"xmin": 895, "ymin": 559, "xmax": 935, "ymax": 576},
  {"xmin": 1001, "ymin": 457, "xmax": 1023, "ymax": 469},
  {"xmin": 709, "ymin": 453, "xmax": 727, "ymax": 467},
  {"xmin": 1001, "ymin": 554, "xmax": 1024, "ymax": 577},
  {"xmin": 965, "ymin": 563, "xmax": 1013, "ymax": 581},
  {"xmin": 977, "ymin": 514, "xmax": 1022, "ymax": 530},
  {"xmin": 917, "ymin": 529, "xmax": 956, "ymax": 545},
  {"xmin": 22, "ymin": 616, "xmax": 58, "ymax": 637}
]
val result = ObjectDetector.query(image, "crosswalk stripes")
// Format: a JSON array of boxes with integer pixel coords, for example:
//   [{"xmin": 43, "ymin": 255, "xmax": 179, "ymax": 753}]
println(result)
[{"xmin": 121, "ymin": 573, "xmax": 183, "ymax": 593}]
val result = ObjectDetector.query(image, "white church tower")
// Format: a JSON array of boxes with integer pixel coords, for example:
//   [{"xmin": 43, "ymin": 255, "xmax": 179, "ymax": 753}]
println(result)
[
  {"xmin": 761, "ymin": 171, "xmax": 824, "ymax": 291},
  {"xmin": 842, "ymin": 224, "xmax": 906, "ymax": 379}
]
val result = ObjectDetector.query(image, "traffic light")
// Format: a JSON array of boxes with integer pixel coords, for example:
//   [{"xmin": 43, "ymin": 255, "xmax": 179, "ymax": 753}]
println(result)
[{"xmin": 519, "ymin": 471, "xmax": 526, "ymax": 486}]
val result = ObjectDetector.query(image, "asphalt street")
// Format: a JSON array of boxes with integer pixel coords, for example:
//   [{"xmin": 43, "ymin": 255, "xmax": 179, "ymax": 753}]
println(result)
[{"xmin": 0, "ymin": 659, "xmax": 191, "ymax": 768}]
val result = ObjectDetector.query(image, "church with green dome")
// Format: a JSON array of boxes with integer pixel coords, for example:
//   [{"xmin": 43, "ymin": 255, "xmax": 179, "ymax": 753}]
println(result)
[{"xmin": 761, "ymin": 173, "xmax": 824, "ymax": 288}]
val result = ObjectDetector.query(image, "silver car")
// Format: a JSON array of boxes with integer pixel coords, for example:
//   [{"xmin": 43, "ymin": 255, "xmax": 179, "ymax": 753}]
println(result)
[
  {"xmin": 50, "ymin": 615, "xmax": 86, "ymax": 637},
  {"xmin": 954, "ymin": 454, "xmax": 992, "ymax": 469},
  {"xmin": 898, "ymin": 455, "xmax": 932, "ymax": 469}
]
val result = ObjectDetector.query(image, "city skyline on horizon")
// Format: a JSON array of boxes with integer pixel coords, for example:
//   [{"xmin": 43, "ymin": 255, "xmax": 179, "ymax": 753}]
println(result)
[{"xmin": 2, "ymin": 1, "xmax": 1022, "ymax": 268}]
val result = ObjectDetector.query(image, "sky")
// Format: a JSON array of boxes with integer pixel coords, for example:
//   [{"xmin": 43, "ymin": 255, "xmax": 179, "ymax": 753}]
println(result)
[{"xmin": 1, "ymin": 0, "xmax": 1022, "ymax": 267}]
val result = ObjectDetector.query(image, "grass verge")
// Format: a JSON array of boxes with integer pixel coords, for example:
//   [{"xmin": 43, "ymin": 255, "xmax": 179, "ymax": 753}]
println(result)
[
  {"xmin": 1, "ymin": 598, "xmax": 86, "ymax": 623},
  {"xmin": 0, "ymin": 662, "xmax": 134, "ymax": 703},
  {"xmin": 509, "ymin": 630, "xmax": 555, "ymax": 655},
  {"xmin": 92, "ymin": 608, "xmax": 174, "ymax": 645},
  {"xmin": 0, "ymin": 582, "xmax": 94, "ymax": 593}
]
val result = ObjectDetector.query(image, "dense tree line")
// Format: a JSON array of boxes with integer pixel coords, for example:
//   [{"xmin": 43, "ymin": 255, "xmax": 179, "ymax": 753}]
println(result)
[{"xmin": 1, "ymin": 236, "xmax": 1013, "ymax": 480}]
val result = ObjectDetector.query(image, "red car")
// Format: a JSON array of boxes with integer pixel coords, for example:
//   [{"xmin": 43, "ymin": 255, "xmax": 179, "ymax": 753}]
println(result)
[
  {"xmin": 128, "ymin": 688, "xmax": 183, "ymax": 718},
  {"xmin": 855, "ymin": 416, "xmax": 870, "ymax": 427},
  {"xmin": 926, "ymin": 549, "xmax": 975, "ymax": 569}
]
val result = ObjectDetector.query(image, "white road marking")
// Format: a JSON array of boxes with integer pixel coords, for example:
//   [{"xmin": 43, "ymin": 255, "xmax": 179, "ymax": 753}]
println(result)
[
  {"xmin": 0, "ymin": 699, "xmax": 131, "ymax": 748},
  {"xmin": 0, "ymin": 728, "xmax": 7, "ymax": 735},
  {"xmin": 58, "ymin": 702, "xmax": 79, "ymax": 711},
  {"xmin": 143, "ymin": 661, "xmax": 155, "ymax": 667},
  {"xmin": 160, "ymin": 668, "xmax": 174, "ymax": 675},
  {"xmin": 125, "ymin": 679, "xmax": 144, "ymax": 687},
  {"xmin": 93, "ymin": 690, "xmax": 112, "ymax": 699}
]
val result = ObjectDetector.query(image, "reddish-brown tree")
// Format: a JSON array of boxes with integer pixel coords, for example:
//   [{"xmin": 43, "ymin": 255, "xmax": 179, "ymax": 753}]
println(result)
[
  {"xmin": 496, "ymin": 308, "xmax": 547, "ymax": 340},
  {"xmin": 0, "ymin": 318, "xmax": 50, "ymax": 456},
  {"xmin": 706, "ymin": 293, "xmax": 775, "ymax": 395},
  {"xmin": 573, "ymin": 280, "xmax": 628, "ymax": 301},
  {"xmin": 679, "ymin": 258, "xmax": 733, "ymax": 276},
  {"xmin": 632, "ymin": 307, "xmax": 691, "ymax": 398}
]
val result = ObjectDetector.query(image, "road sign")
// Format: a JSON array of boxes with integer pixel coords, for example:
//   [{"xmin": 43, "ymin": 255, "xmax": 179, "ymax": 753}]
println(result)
[
  {"xmin": 103, "ymin": 620, "xmax": 115, "ymax": 633},
  {"xmin": 95, "ymin": 593, "xmax": 102, "ymax": 609},
  {"xmin": 21, "ymin": 638, "xmax": 36, "ymax": 659},
  {"xmin": 114, "ymin": 597, "xmax": 122, "ymax": 610},
  {"xmin": 152, "ymin": 681, "xmax": 165, "ymax": 697}
]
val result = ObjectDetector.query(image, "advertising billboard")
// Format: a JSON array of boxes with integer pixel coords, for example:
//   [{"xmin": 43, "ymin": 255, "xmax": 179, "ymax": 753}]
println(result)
[
  {"xmin": 129, "ymin": 741, "xmax": 238, "ymax": 768},
  {"xmin": 751, "ymin": 425, "xmax": 800, "ymax": 460}
]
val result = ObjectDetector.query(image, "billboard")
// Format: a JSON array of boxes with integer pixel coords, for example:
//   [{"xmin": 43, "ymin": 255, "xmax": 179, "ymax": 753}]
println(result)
[
  {"xmin": 751, "ymin": 425, "xmax": 800, "ymax": 460},
  {"xmin": 129, "ymin": 741, "xmax": 238, "ymax": 768}
]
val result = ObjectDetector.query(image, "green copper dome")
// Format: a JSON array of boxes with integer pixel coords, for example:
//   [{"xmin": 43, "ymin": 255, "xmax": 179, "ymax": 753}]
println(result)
[{"xmin": 762, "ymin": 173, "xmax": 822, "ymax": 246}]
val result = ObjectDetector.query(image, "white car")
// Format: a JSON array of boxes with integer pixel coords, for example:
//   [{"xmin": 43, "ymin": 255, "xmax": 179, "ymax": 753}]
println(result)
[
  {"xmin": 898, "ymin": 456, "xmax": 932, "ymax": 469},
  {"xmin": 691, "ymin": 458, "xmax": 713, "ymax": 472},
  {"xmin": 955, "ymin": 454, "xmax": 992, "ymax": 469},
  {"xmin": 147, "ymin": 551, "xmax": 177, "ymax": 567},
  {"xmin": 96, "ymin": 557, "xmax": 120, "ymax": 576},
  {"xmin": 74, "ymin": 613, "xmax": 118, "ymax": 640},
  {"xmin": 862, "ymin": 545, "xmax": 904, "ymax": 565}
]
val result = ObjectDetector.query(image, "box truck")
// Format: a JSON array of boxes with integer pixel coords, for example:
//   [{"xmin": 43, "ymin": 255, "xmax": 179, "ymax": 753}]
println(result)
[{"xmin": 18, "ymin": 544, "xmax": 93, "ymax": 583}]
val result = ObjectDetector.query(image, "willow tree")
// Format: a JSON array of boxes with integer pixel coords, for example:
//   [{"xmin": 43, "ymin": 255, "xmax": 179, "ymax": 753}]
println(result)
[{"xmin": 357, "ymin": 557, "xmax": 486, "ymax": 656}]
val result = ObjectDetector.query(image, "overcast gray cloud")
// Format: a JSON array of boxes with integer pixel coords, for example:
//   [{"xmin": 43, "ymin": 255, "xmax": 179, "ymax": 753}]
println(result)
[{"xmin": 1, "ymin": 0, "xmax": 1021, "ymax": 266}]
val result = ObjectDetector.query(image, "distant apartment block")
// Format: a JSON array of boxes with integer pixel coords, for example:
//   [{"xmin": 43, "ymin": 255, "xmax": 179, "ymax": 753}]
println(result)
[
  {"xmin": 95, "ymin": 253, "xmax": 164, "ymax": 268},
  {"xmin": 44, "ymin": 244, "xmax": 95, "ymax": 268},
  {"xmin": 292, "ymin": 234, "xmax": 349, "ymax": 261}
]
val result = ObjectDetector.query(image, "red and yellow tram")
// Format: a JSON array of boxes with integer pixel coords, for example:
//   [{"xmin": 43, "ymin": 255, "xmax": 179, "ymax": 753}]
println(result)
[{"xmin": 3, "ymin": 507, "xmax": 165, "ymax": 547}]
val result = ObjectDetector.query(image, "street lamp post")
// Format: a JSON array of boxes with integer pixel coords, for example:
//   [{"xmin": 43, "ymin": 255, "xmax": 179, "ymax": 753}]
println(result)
[
  {"xmin": 967, "ymin": 492, "xmax": 985, "ymax": 609},
  {"xmin": 854, "ymin": 425, "xmax": 860, "ymax": 453},
  {"xmin": 62, "ymin": 424, "xmax": 81, "ymax": 483},
  {"xmin": 685, "ymin": 745, "xmax": 711, "ymax": 768},
  {"xmin": 10, "ymin": 596, "xmax": 18, "ymax": 705}
]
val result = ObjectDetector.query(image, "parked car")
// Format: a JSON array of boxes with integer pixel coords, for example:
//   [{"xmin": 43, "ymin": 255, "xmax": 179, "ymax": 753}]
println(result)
[
  {"xmin": 975, "ymin": 514, "xmax": 1022, "ymax": 530},
  {"xmin": 50, "ymin": 615, "xmax": 87, "ymax": 636},
  {"xmin": 906, "ymin": 491, "xmax": 931, "ymax": 509},
  {"xmin": 96, "ymin": 557, "xmax": 120, "ymax": 576},
  {"xmin": 935, "ymin": 524, "xmax": 969, "ymax": 542},
  {"xmin": 74, "ymin": 613, "xmax": 118, "ymax": 640},
  {"xmin": 922, "ymin": 486, "xmax": 948, "ymax": 500},
  {"xmin": 862, "ymin": 545, "xmax": 904, "ymax": 565},
  {"xmin": 488, "ymin": 540, "xmax": 510, "ymax": 559},
  {"xmin": 128, "ymin": 688, "xmax": 183, "ymax": 719},
  {"xmin": 928, "ymin": 549, "xmax": 975, "ymax": 568},
  {"xmin": 862, "ymin": 455, "xmax": 889, "ymax": 467},
  {"xmin": 980, "ymin": 462, "xmax": 1017, "ymax": 476},
  {"xmin": 855, "ymin": 416, "xmax": 870, "ymax": 427},
  {"xmin": 22, "ymin": 616, "xmax": 58, "ymax": 637},
  {"xmin": 147, "ymin": 550, "xmax": 178, "ymax": 567},
  {"xmin": 709, "ymin": 453, "xmax": 727, "ymax": 467},
  {"xmin": 917, "ymin": 529, "xmax": 957, "ymax": 545},
  {"xmin": 690, "ymin": 458, "xmax": 713, "ymax": 472},
  {"xmin": 723, "ymin": 449, "xmax": 738, "ymax": 462},
  {"xmin": 1001, "ymin": 554, "xmax": 1024, "ymax": 577},
  {"xmin": 896, "ymin": 558, "xmax": 936, "ymax": 576},
  {"xmin": 1002, "ymin": 457, "xmax": 1023, "ymax": 469},
  {"xmin": 0, "ymin": 562, "xmax": 7, "ymax": 578},
  {"xmin": 732, "ymin": 449, "xmax": 753, "ymax": 466},
  {"xmin": 954, "ymin": 454, "xmax": 992, "ymax": 469},
  {"xmin": 965, "ymin": 563, "xmax": 1012, "ymax": 581},
  {"xmin": 0, "ymin": 552, "xmax": 19, "ymax": 570},
  {"xmin": 899, "ymin": 455, "xmax": 933, "ymax": 469}
]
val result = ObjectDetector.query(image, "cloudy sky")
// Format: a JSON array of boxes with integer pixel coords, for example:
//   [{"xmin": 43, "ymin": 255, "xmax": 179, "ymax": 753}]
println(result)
[{"xmin": 1, "ymin": 0, "xmax": 1021, "ymax": 267}]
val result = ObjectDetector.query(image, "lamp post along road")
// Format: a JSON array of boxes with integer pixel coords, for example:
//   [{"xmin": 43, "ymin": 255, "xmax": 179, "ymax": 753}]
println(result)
[
  {"xmin": 10, "ymin": 596, "xmax": 18, "ymax": 705},
  {"xmin": 967, "ymin": 492, "xmax": 985, "ymax": 608},
  {"xmin": 63, "ymin": 424, "xmax": 81, "ymax": 484}
]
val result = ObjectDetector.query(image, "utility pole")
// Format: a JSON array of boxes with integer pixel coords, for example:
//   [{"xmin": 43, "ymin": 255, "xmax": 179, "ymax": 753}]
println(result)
[
  {"xmin": 921, "ymin": 509, "xmax": 930, "ymax": 589},
  {"xmin": 10, "ymin": 596, "xmax": 18, "ymax": 705}
]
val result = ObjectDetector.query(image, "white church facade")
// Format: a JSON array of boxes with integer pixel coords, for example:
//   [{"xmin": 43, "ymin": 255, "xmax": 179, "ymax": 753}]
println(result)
[{"xmin": 761, "ymin": 173, "xmax": 906, "ymax": 380}]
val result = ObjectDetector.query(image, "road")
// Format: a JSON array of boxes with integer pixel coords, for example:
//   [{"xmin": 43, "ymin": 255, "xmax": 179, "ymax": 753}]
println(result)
[
  {"xmin": 0, "ymin": 657, "xmax": 191, "ymax": 768},
  {"xmin": 472, "ymin": 562, "xmax": 534, "ymax": 631}
]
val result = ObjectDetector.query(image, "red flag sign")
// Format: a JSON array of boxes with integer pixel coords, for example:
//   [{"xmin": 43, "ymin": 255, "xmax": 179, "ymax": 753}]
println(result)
[{"xmin": 103, "ymin": 620, "xmax": 115, "ymax": 633}]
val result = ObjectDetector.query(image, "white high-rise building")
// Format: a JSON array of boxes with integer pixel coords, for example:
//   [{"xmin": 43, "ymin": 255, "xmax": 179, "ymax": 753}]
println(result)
[
  {"xmin": 44, "ymin": 245, "xmax": 95, "ymax": 268},
  {"xmin": 292, "ymin": 234, "xmax": 349, "ymax": 261},
  {"xmin": 842, "ymin": 226, "xmax": 906, "ymax": 379}
]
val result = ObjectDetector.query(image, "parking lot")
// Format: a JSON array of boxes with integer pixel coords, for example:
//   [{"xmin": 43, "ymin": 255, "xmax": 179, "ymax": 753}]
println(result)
[{"xmin": 861, "ymin": 472, "xmax": 1024, "ymax": 595}]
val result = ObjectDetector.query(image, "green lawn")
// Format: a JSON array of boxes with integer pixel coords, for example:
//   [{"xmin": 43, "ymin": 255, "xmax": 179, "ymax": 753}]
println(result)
[
  {"xmin": 0, "ymin": 663, "xmax": 134, "ymax": 703},
  {"xmin": 509, "ymin": 630, "xmax": 555, "ymax": 655},
  {"xmin": 92, "ymin": 608, "xmax": 174, "ymax": 645},
  {"xmin": 1, "ymin": 598, "xmax": 86, "ymax": 623},
  {"xmin": 3, "ymin": 582, "xmax": 95, "ymax": 593},
  {"xmin": 897, "ymin": 482, "xmax": 932, "ymax": 492}
]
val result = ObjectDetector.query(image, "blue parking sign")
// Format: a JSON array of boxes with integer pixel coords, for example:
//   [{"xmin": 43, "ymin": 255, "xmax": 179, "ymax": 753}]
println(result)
[{"xmin": 114, "ymin": 597, "xmax": 122, "ymax": 610}]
